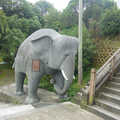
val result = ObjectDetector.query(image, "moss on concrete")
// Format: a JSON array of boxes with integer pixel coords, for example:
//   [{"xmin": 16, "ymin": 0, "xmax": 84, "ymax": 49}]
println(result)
[{"xmin": 0, "ymin": 92, "xmax": 20, "ymax": 104}]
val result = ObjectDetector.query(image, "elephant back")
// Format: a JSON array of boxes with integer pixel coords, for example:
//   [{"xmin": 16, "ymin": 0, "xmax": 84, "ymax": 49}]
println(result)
[{"xmin": 25, "ymin": 29, "xmax": 61, "ymax": 42}]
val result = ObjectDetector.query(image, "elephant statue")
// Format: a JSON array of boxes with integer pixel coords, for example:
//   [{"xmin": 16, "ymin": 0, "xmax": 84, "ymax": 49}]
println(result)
[{"xmin": 13, "ymin": 29, "xmax": 79, "ymax": 104}]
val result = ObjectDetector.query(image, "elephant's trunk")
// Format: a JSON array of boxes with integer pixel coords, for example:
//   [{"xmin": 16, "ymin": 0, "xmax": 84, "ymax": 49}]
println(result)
[{"xmin": 54, "ymin": 55, "xmax": 75, "ymax": 95}]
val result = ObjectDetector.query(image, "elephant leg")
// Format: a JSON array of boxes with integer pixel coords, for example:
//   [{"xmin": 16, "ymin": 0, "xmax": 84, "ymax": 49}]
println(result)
[
  {"xmin": 25, "ymin": 72, "xmax": 42, "ymax": 104},
  {"xmin": 15, "ymin": 72, "xmax": 26, "ymax": 96}
]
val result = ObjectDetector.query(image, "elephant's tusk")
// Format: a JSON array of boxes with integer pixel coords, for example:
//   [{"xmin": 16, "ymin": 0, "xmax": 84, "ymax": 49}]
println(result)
[{"xmin": 61, "ymin": 69, "xmax": 68, "ymax": 81}]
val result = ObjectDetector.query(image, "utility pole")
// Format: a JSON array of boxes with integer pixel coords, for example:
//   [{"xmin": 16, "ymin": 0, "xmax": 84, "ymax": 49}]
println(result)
[
  {"xmin": 12, "ymin": 0, "xmax": 13, "ymax": 9},
  {"xmin": 0, "ymin": 0, "xmax": 3, "ymax": 10},
  {"xmin": 78, "ymin": 0, "xmax": 83, "ymax": 85}
]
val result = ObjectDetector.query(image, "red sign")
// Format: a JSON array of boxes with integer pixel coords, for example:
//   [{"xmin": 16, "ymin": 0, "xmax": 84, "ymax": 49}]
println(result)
[{"xmin": 32, "ymin": 60, "xmax": 40, "ymax": 72}]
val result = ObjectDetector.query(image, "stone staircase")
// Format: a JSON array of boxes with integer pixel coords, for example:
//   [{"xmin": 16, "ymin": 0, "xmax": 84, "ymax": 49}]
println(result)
[{"xmin": 88, "ymin": 72, "xmax": 120, "ymax": 120}]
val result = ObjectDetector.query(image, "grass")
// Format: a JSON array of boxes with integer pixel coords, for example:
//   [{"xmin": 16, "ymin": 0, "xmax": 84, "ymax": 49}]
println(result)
[
  {"xmin": 83, "ymin": 71, "xmax": 90, "ymax": 84},
  {"xmin": 0, "ymin": 64, "xmax": 15, "ymax": 86},
  {"xmin": 0, "ymin": 58, "xmax": 2, "ymax": 62},
  {"xmin": 0, "ymin": 64, "xmax": 19, "ymax": 104}
]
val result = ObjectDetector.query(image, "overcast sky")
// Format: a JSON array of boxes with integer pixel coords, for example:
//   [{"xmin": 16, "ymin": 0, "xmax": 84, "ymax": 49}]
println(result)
[
  {"xmin": 117, "ymin": 0, "xmax": 120, "ymax": 8},
  {"xmin": 27, "ymin": 0, "xmax": 120, "ymax": 11},
  {"xmin": 27, "ymin": 0, "xmax": 70, "ymax": 11}
]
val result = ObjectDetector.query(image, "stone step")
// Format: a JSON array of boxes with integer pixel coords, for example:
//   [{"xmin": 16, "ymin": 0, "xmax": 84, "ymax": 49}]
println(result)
[
  {"xmin": 0, "ymin": 104, "xmax": 34, "ymax": 118},
  {"xmin": 108, "ymin": 82, "xmax": 120, "ymax": 89},
  {"xmin": 103, "ymin": 87, "xmax": 120, "ymax": 96},
  {"xmin": 115, "ymin": 72, "xmax": 120, "ymax": 76},
  {"xmin": 87, "ymin": 105, "xmax": 120, "ymax": 120},
  {"xmin": 96, "ymin": 99, "xmax": 120, "ymax": 115},
  {"xmin": 100, "ymin": 92, "xmax": 120, "ymax": 105},
  {"xmin": 112, "ymin": 77, "xmax": 120, "ymax": 83}
]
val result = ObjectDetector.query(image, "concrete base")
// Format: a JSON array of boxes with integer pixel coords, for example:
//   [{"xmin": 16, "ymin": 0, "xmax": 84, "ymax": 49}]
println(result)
[
  {"xmin": 1, "ymin": 102, "xmax": 103, "ymax": 120},
  {"xmin": 0, "ymin": 84, "xmax": 104, "ymax": 120},
  {"xmin": 0, "ymin": 84, "xmax": 60, "ymax": 107}
]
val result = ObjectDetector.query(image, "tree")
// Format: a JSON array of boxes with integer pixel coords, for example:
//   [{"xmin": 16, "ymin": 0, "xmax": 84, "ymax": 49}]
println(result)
[
  {"xmin": 0, "ymin": 10, "xmax": 8, "ymax": 34},
  {"xmin": 82, "ymin": 26, "xmax": 96, "ymax": 71},
  {"xmin": 0, "ymin": 0, "xmax": 35, "ymax": 18},
  {"xmin": 83, "ymin": 0, "xmax": 115, "ymax": 29},
  {"xmin": 7, "ymin": 15, "xmax": 42, "ymax": 36},
  {"xmin": 0, "ymin": 0, "xmax": 21, "ymax": 16},
  {"xmin": 1, "ymin": 28, "xmax": 25, "ymax": 64},
  {"xmin": 100, "ymin": 8, "xmax": 120, "ymax": 37},
  {"xmin": 0, "ymin": 0, "xmax": 43, "ymax": 64},
  {"xmin": 60, "ymin": 0, "xmax": 78, "ymax": 29},
  {"xmin": 35, "ymin": 0, "xmax": 55, "ymax": 16},
  {"xmin": 44, "ymin": 10, "xmax": 61, "ymax": 31},
  {"xmin": 83, "ymin": 4, "xmax": 103, "ymax": 28},
  {"xmin": 19, "ymin": 0, "xmax": 35, "ymax": 18},
  {"xmin": 0, "ymin": 10, "xmax": 9, "ymax": 50},
  {"xmin": 84, "ymin": 0, "xmax": 115, "ymax": 9}
]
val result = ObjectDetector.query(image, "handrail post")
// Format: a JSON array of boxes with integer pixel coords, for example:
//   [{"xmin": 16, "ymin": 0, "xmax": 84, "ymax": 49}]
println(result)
[
  {"xmin": 89, "ymin": 68, "xmax": 96, "ymax": 105},
  {"xmin": 111, "ymin": 56, "xmax": 115, "ymax": 78}
]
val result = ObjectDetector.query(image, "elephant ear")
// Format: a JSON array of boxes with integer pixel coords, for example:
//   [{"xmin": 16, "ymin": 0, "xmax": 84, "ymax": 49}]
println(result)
[
  {"xmin": 31, "ymin": 36, "xmax": 52, "ymax": 54},
  {"xmin": 30, "ymin": 29, "xmax": 61, "ymax": 64},
  {"xmin": 30, "ymin": 35, "xmax": 52, "ymax": 64}
]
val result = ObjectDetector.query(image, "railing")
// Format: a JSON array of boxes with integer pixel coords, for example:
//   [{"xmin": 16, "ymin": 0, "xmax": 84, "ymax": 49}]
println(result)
[{"xmin": 89, "ymin": 48, "xmax": 120, "ymax": 105}]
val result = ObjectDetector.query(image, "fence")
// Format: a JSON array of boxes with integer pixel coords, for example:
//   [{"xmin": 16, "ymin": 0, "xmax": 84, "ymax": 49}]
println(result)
[
  {"xmin": 89, "ymin": 48, "xmax": 120, "ymax": 105},
  {"xmin": 94, "ymin": 40, "xmax": 119, "ymax": 67}
]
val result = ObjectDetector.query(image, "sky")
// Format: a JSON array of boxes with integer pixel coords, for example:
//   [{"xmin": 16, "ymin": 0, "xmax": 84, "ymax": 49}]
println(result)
[
  {"xmin": 27, "ymin": 0, "xmax": 70, "ymax": 11},
  {"xmin": 27, "ymin": 0, "xmax": 120, "ymax": 10},
  {"xmin": 117, "ymin": 0, "xmax": 120, "ymax": 8},
  {"xmin": 114, "ymin": 0, "xmax": 120, "ymax": 8}
]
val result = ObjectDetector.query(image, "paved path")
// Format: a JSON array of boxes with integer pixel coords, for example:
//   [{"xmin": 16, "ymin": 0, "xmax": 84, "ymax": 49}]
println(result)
[
  {"xmin": 0, "ymin": 84, "xmax": 60, "ymax": 104},
  {"xmin": 0, "ymin": 102, "xmax": 103, "ymax": 120},
  {"xmin": 0, "ymin": 84, "xmax": 103, "ymax": 120}
]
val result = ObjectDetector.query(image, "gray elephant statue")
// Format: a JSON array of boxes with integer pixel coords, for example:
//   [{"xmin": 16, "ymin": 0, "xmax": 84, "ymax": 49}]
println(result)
[{"xmin": 13, "ymin": 29, "xmax": 79, "ymax": 104}]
